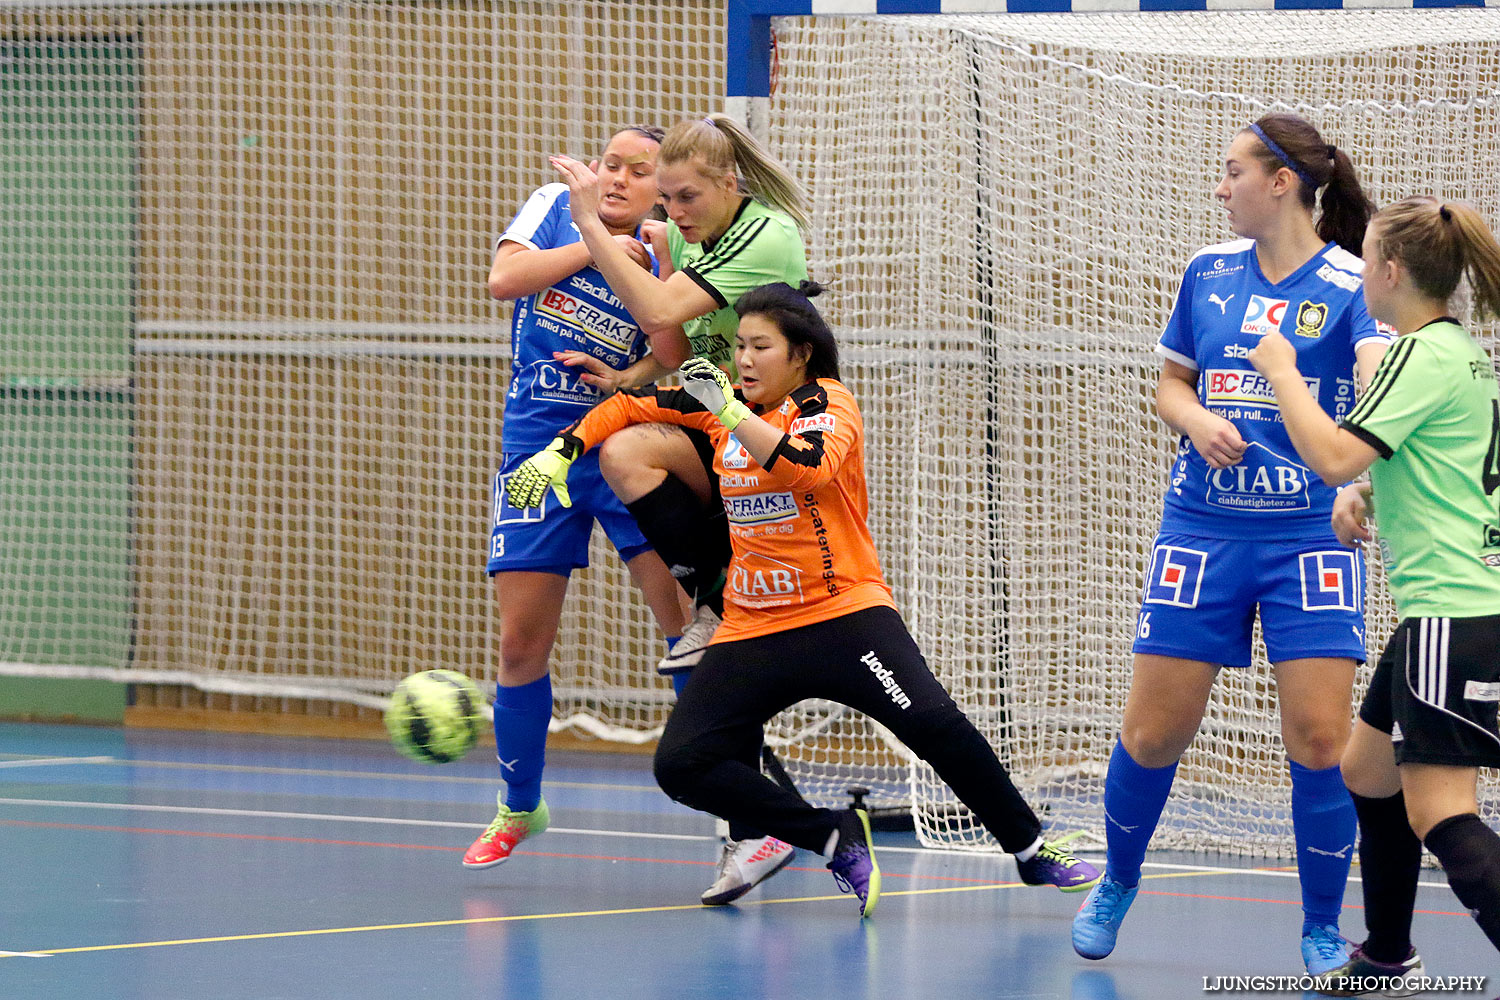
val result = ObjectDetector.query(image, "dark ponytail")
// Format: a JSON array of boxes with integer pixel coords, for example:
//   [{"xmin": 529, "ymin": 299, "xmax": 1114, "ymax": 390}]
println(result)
[
  {"xmin": 733, "ymin": 280, "xmax": 839, "ymax": 381},
  {"xmin": 1247, "ymin": 113, "xmax": 1372, "ymax": 255}
]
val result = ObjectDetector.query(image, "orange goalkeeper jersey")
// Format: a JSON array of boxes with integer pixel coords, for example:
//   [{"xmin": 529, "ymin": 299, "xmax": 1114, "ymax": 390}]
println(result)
[{"xmin": 561, "ymin": 378, "xmax": 896, "ymax": 644}]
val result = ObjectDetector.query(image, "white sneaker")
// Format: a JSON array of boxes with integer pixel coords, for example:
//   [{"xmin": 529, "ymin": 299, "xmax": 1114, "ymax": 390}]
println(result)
[
  {"xmin": 701, "ymin": 836, "xmax": 795, "ymax": 905},
  {"xmin": 659, "ymin": 604, "xmax": 722, "ymax": 674}
]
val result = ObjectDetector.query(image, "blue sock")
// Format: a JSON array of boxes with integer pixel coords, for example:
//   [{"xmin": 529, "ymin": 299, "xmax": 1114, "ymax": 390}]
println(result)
[
  {"xmin": 1103, "ymin": 739, "xmax": 1178, "ymax": 887},
  {"xmin": 663, "ymin": 636, "xmax": 688, "ymax": 698},
  {"xmin": 1290, "ymin": 759, "xmax": 1355, "ymax": 932},
  {"xmin": 493, "ymin": 675, "xmax": 552, "ymax": 813}
]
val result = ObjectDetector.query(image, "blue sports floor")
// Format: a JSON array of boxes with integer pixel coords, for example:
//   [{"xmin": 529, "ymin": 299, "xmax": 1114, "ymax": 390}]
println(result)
[{"xmin": 0, "ymin": 721, "xmax": 1494, "ymax": 1000}]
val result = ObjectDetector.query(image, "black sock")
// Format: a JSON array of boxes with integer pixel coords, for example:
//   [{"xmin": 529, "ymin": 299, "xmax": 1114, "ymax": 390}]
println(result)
[
  {"xmin": 1351, "ymin": 791, "xmax": 1422, "ymax": 963},
  {"xmin": 1424, "ymin": 812, "xmax": 1500, "ymax": 953},
  {"xmin": 624, "ymin": 475, "xmax": 731, "ymax": 608}
]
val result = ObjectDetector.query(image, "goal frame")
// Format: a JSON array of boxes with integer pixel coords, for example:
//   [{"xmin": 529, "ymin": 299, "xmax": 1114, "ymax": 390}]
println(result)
[{"xmin": 723, "ymin": 0, "xmax": 1486, "ymax": 134}]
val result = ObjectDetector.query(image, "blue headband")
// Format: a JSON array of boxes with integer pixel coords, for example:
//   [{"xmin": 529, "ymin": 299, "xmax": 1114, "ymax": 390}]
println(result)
[{"xmin": 1248, "ymin": 122, "xmax": 1320, "ymax": 190}]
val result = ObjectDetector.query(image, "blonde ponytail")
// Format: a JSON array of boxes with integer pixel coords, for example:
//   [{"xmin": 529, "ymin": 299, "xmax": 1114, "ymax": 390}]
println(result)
[
  {"xmin": 1446, "ymin": 203, "xmax": 1500, "ymax": 322},
  {"xmin": 661, "ymin": 113, "xmax": 810, "ymax": 230},
  {"xmin": 1377, "ymin": 197, "xmax": 1500, "ymax": 322}
]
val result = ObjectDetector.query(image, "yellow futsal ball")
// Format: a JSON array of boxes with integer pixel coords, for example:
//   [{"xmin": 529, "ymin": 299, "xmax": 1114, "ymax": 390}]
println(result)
[{"xmin": 385, "ymin": 669, "xmax": 483, "ymax": 764}]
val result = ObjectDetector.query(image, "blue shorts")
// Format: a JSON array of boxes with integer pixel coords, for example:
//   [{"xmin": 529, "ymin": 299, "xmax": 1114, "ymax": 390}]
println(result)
[
  {"xmin": 1132, "ymin": 531, "xmax": 1367, "ymax": 667},
  {"xmin": 487, "ymin": 450, "xmax": 653, "ymax": 576}
]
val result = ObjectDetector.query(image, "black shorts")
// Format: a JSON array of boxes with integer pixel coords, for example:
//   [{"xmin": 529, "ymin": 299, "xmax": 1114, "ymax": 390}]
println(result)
[{"xmin": 1358, "ymin": 615, "xmax": 1500, "ymax": 767}]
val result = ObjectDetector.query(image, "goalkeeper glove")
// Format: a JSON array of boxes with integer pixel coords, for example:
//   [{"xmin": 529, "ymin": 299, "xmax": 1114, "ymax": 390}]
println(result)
[
  {"xmin": 678, "ymin": 357, "xmax": 752, "ymax": 431},
  {"xmin": 506, "ymin": 435, "xmax": 580, "ymax": 509}
]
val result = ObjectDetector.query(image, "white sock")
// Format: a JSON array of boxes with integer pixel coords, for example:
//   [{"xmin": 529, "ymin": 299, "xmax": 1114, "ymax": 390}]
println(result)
[
  {"xmin": 1014, "ymin": 837, "xmax": 1044, "ymax": 863},
  {"xmin": 822, "ymin": 827, "xmax": 840, "ymax": 858}
]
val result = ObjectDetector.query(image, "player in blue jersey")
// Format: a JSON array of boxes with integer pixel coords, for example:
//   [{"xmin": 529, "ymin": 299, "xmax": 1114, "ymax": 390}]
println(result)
[
  {"xmin": 463, "ymin": 125, "xmax": 693, "ymax": 870},
  {"xmin": 1072, "ymin": 113, "xmax": 1390, "ymax": 974},
  {"xmin": 1249, "ymin": 196, "xmax": 1500, "ymax": 992}
]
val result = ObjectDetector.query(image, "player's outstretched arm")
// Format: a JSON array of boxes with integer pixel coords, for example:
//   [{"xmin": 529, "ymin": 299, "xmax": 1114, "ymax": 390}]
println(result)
[{"xmin": 549, "ymin": 156, "xmax": 716, "ymax": 347}]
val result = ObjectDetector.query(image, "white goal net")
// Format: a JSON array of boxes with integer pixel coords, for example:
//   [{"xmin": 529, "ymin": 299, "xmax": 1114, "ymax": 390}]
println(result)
[
  {"xmin": 764, "ymin": 10, "xmax": 1500, "ymax": 851},
  {"xmin": 4, "ymin": 1, "xmax": 1500, "ymax": 855}
]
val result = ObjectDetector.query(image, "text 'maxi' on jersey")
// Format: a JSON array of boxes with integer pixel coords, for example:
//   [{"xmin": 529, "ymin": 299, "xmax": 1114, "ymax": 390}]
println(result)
[
  {"xmin": 1155, "ymin": 239, "xmax": 1392, "ymax": 539},
  {"xmin": 559, "ymin": 378, "xmax": 895, "ymax": 644},
  {"xmin": 498, "ymin": 183, "xmax": 655, "ymax": 452}
]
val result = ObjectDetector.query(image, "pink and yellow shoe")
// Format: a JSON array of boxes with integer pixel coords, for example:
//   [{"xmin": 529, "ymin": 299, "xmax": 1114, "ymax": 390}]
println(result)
[{"xmin": 463, "ymin": 794, "xmax": 549, "ymax": 869}]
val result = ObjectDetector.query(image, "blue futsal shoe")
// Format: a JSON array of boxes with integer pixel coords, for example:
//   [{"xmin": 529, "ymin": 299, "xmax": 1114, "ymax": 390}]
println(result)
[
  {"xmin": 1301, "ymin": 923, "xmax": 1351, "ymax": 976},
  {"xmin": 1071, "ymin": 874, "xmax": 1140, "ymax": 960}
]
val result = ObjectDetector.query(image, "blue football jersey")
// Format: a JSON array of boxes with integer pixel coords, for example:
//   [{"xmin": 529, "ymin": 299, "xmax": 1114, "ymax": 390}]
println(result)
[
  {"xmin": 498, "ymin": 183, "xmax": 655, "ymax": 451},
  {"xmin": 1156, "ymin": 239, "xmax": 1391, "ymax": 540}
]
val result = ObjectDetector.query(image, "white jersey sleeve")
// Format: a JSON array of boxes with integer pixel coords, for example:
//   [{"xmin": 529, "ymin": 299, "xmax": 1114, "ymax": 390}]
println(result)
[{"xmin": 497, "ymin": 183, "xmax": 569, "ymax": 253}]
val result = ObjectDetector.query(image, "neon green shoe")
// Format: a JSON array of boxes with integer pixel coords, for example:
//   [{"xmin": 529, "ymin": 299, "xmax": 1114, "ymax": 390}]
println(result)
[{"xmin": 463, "ymin": 794, "xmax": 549, "ymax": 869}]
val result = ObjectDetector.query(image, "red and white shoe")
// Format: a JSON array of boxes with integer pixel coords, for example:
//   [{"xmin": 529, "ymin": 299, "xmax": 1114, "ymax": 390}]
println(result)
[
  {"xmin": 701, "ymin": 836, "xmax": 795, "ymax": 905},
  {"xmin": 462, "ymin": 794, "xmax": 549, "ymax": 869}
]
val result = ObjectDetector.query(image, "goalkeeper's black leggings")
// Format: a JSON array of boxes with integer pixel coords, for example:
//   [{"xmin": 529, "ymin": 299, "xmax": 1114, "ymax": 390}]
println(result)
[{"xmin": 654, "ymin": 605, "xmax": 1044, "ymax": 854}]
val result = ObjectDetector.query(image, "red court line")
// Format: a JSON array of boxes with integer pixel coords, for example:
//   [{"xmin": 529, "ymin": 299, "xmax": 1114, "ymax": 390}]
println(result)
[
  {"xmin": 0, "ymin": 818, "xmax": 995, "ymax": 884},
  {"xmin": 2, "ymin": 817, "xmax": 1470, "ymax": 913},
  {"xmin": 1141, "ymin": 887, "xmax": 1466, "ymax": 917}
]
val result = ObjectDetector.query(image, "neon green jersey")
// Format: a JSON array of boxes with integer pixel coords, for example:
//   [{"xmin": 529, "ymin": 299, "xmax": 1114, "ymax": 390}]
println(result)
[
  {"xmin": 1342, "ymin": 318, "xmax": 1500, "ymax": 617},
  {"xmin": 668, "ymin": 197, "xmax": 807, "ymax": 376}
]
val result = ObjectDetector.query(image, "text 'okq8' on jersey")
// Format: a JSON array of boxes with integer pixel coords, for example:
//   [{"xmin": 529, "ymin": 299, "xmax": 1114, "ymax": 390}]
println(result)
[
  {"xmin": 498, "ymin": 182, "xmax": 656, "ymax": 452},
  {"xmin": 1155, "ymin": 239, "xmax": 1392, "ymax": 539}
]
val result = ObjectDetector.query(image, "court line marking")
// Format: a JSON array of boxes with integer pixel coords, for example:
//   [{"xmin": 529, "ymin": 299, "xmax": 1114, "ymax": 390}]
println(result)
[
  {"xmin": 0, "ymin": 795, "xmax": 1461, "ymax": 890},
  {"xmin": 0, "ymin": 756, "xmax": 116, "ymax": 769},
  {"xmin": 0, "ymin": 796, "xmax": 1105, "ymax": 858},
  {"xmin": 0, "ymin": 951, "xmax": 51, "ymax": 958},
  {"xmin": 0, "ymin": 817, "xmax": 1127, "ymax": 888},
  {"xmin": 0, "ymin": 868, "xmax": 1271, "ymax": 960},
  {"xmin": 6, "ymin": 864, "xmax": 1471, "ymax": 961},
  {"xmin": 10, "ymin": 812, "xmax": 1462, "ymax": 902},
  {"xmin": 0, "ymin": 754, "xmax": 663, "ymax": 791},
  {"xmin": 0, "ymin": 759, "xmax": 1381, "ymax": 869},
  {"xmin": 113, "ymin": 759, "xmax": 660, "ymax": 792},
  {"xmin": 0, "ymin": 758, "xmax": 1385, "ymax": 871},
  {"xmin": 0, "ymin": 796, "xmax": 1045, "ymax": 858},
  {"xmin": 0, "ymin": 797, "xmax": 706, "ymax": 842}
]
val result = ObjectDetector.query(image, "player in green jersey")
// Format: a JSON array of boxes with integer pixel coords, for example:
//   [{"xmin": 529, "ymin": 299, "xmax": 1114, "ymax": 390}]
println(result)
[
  {"xmin": 1249, "ymin": 195, "xmax": 1500, "ymax": 991},
  {"xmin": 545, "ymin": 114, "xmax": 811, "ymax": 906}
]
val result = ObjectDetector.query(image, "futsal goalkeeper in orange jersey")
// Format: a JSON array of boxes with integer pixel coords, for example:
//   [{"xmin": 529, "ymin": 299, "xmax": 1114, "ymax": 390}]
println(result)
[{"xmin": 507, "ymin": 281, "xmax": 1099, "ymax": 917}]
